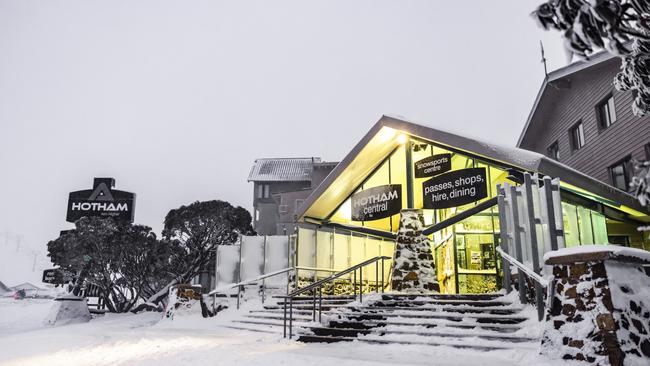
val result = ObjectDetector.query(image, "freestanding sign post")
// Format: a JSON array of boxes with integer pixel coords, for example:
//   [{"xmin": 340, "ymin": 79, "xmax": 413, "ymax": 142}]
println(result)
[{"xmin": 66, "ymin": 178, "xmax": 136, "ymax": 223}]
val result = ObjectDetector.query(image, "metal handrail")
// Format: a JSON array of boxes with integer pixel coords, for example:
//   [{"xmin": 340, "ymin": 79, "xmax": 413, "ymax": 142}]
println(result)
[
  {"xmin": 496, "ymin": 246, "xmax": 552, "ymax": 321},
  {"xmin": 496, "ymin": 247, "xmax": 549, "ymax": 288},
  {"xmin": 208, "ymin": 267, "xmax": 294, "ymax": 309},
  {"xmin": 278, "ymin": 255, "xmax": 392, "ymax": 339}
]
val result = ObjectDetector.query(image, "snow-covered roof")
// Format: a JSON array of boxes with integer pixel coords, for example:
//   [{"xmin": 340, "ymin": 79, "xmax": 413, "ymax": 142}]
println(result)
[
  {"xmin": 247, "ymin": 158, "xmax": 320, "ymax": 182},
  {"xmin": 11, "ymin": 282, "xmax": 42, "ymax": 291},
  {"xmin": 517, "ymin": 50, "xmax": 617, "ymax": 147},
  {"xmin": 0, "ymin": 280, "xmax": 9, "ymax": 293},
  {"xmin": 297, "ymin": 115, "xmax": 648, "ymax": 222}
]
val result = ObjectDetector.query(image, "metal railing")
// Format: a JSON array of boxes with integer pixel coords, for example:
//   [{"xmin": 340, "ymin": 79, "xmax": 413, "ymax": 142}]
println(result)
[
  {"xmin": 278, "ymin": 255, "xmax": 391, "ymax": 339},
  {"xmin": 496, "ymin": 246, "xmax": 550, "ymax": 321},
  {"xmin": 208, "ymin": 267, "xmax": 295, "ymax": 309}
]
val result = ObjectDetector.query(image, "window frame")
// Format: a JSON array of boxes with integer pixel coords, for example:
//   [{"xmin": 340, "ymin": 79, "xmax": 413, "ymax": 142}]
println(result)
[
  {"xmin": 609, "ymin": 156, "xmax": 632, "ymax": 192},
  {"xmin": 596, "ymin": 94, "xmax": 617, "ymax": 129},
  {"xmin": 547, "ymin": 140, "xmax": 560, "ymax": 161},
  {"xmin": 569, "ymin": 121, "xmax": 586, "ymax": 151}
]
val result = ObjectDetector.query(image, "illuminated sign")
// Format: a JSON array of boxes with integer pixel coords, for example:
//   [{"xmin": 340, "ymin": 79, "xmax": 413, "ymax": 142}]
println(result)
[
  {"xmin": 422, "ymin": 168, "xmax": 487, "ymax": 209},
  {"xmin": 414, "ymin": 153, "xmax": 452, "ymax": 178},
  {"xmin": 351, "ymin": 184, "xmax": 402, "ymax": 221},
  {"xmin": 66, "ymin": 178, "xmax": 136, "ymax": 223}
]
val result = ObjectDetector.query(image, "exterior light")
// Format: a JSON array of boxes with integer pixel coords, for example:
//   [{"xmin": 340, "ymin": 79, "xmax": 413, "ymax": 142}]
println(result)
[{"xmin": 397, "ymin": 134, "xmax": 408, "ymax": 144}]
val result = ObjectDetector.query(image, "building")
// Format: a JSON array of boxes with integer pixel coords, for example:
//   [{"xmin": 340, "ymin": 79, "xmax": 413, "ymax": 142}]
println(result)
[
  {"xmin": 293, "ymin": 115, "xmax": 650, "ymax": 294},
  {"xmin": 247, "ymin": 158, "xmax": 337, "ymax": 235},
  {"xmin": 518, "ymin": 52, "xmax": 650, "ymax": 194}
]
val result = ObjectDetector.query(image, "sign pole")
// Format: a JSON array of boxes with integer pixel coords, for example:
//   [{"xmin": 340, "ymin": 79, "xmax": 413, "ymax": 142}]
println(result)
[{"xmin": 405, "ymin": 138, "xmax": 414, "ymax": 209}]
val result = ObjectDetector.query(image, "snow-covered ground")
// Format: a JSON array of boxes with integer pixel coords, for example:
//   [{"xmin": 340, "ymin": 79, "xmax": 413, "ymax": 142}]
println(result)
[{"xmin": 0, "ymin": 297, "xmax": 583, "ymax": 366}]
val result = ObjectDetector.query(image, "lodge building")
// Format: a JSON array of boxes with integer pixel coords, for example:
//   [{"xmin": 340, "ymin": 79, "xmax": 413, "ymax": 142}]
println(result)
[
  {"xmin": 282, "ymin": 116, "xmax": 650, "ymax": 294},
  {"xmin": 518, "ymin": 51, "xmax": 650, "ymax": 195}
]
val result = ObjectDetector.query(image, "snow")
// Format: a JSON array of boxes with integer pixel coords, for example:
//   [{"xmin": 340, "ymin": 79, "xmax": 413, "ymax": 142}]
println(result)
[
  {"xmin": 0, "ymin": 237, "xmax": 53, "ymax": 289},
  {"xmin": 0, "ymin": 298, "xmax": 581, "ymax": 366},
  {"xmin": 543, "ymin": 245, "xmax": 650, "ymax": 263}
]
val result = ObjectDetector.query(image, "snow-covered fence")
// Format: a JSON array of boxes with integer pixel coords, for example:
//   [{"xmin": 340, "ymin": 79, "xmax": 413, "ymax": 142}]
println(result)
[{"xmin": 497, "ymin": 173, "xmax": 564, "ymax": 320}]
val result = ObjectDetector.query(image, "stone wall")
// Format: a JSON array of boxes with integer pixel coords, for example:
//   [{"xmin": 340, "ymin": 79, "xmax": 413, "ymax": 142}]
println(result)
[
  {"xmin": 541, "ymin": 247, "xmax": 650, "ymax": 366},
  {"xmin": 390, "ymin": 209, "xmax": 438, "ymax": 293}
]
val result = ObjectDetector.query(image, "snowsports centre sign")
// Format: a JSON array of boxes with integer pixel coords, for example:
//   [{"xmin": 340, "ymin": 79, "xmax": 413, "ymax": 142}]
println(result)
[
  {"xmin": 422, "ymin": 168, "xmax": 487, "ymax": 209},
  {"xmin": 414, "ymin": 153, "xmax": 451, "ymax": 178},
  {"xmin": 351, "ymin": 184, "xmax": 402, "ymax": 221},
  {"xmin": 66, "ymin": 178, "xmax": 136, "ymax": 223}
]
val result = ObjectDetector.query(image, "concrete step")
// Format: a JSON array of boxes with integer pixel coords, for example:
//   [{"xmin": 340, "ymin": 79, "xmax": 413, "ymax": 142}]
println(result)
[
  {"xmin": 380, "ymin": 293, "xmax": 503, "ymax": 301},
  {"xmin": 328, "ymin": 310, "xmax": 529, "ymax": 324},
  {"xmin": 325, "ymin": 319, "xmax": 524, "ymax": 333},
  {"xmin": 304, "ymin": 325, "xmax": 538, "ymax": 343},
  {"xmin": 369, "ymin": 298, "xmax": 516, "ymax": 308},
  {"xmin": 350, "ymin": 304, "xmax": 523, "ymax": 315}
]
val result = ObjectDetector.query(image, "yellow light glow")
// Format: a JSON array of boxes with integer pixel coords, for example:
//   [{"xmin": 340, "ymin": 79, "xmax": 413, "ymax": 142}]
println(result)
[{"xmin": 396, "ymin": 134, "xmax": 408, "ymax": 144}]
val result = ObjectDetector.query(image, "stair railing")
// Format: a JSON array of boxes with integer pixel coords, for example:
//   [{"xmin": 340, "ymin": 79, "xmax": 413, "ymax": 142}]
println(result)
[
  {"xmin": 496, "ymin": 246, "xmax": 551, "ymax": 321},
  {"xmin": 278, "ymin": 255, "xmax": 392, "ymax": 339},
  {"xmin": 208, "ymin": 267, "xmax": 295, "ymax": 310}
]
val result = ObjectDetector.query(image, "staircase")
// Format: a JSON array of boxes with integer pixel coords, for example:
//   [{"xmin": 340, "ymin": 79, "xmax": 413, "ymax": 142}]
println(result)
[
  {"xmin": 219, "ymin": 295, "xmax": 356, "ymax": 334},
  {"xmin": 295, "ymin": 293, "xmax": 541, "ymax": 351}
]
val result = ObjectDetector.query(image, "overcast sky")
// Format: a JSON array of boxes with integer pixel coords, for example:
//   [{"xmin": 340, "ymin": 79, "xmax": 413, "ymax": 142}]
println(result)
[{"xmin": 0, "ymin": 1, "xmax": 570, "ymax": 258}]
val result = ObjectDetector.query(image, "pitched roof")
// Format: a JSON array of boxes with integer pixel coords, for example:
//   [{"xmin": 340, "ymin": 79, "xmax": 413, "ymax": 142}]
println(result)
[
  {"xmin": 11, "ymin": 282, "xmax": 42, "ymax": 291},
  {"xmin": 247, "ymin": 158, "xmax": 321, "ymax": 182},
  {"xmin": 297, "ymin": 115, "xmax": 648, "ymax": 222},
  {"xmin": 517, "ymin": 51, "xmax": 617, "ymax": 147}
]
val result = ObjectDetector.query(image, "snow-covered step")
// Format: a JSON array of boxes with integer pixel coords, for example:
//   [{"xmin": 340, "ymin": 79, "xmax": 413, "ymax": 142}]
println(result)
[
  {"xmin": 328, "ymin": 310, "xmax": 529, "ymax": 324},
  {"xmin": 304, "ymin": 325, "xmax": 537, "ymax": 343},
  {"xmin": 333, "ymin": 304, "xmax": 523, "ymax": 315},
  {"xmin": 295, "ymin": 293, "xmax": 541, "ymax": 350},
  {"xmin": 326, "ymin": 319, "xmax": 525, "ymax": 333},
  {"xmin": 297, "ymin": 334, "xmax": 538, "ymax": 351}
]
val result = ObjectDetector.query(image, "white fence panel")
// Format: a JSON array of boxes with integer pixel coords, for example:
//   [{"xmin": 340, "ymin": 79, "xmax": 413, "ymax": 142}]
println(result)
[{"xmin": 215, "ymin": 245, "xmax": 240, "ymax": 287}]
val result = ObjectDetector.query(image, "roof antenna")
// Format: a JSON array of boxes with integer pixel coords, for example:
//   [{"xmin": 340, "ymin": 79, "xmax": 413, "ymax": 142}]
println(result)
[{"xmin": 540, "ymin": 40, "xmax": 548, "ymax": 78}]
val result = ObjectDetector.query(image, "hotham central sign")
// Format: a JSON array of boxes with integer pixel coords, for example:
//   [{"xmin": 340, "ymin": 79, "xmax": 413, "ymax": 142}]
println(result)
[
  {"xmin": 66, "ymin": 178, "xmax": 136, "ymax": 223},
  {"xmin": 351, "ymin": 184, "xmax": 402, "ymax": 221}
]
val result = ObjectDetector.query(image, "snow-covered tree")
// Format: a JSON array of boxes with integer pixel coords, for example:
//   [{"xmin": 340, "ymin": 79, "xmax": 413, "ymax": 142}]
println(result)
[
  {"xmin": 532, "ymin": 0, "xmax": 650, "ymax": 116},
  {"xmin": 131, "ymin": 200, "xmax": 255, "ymax": 312},
  {"xmin": 47, "ymin": 217, "xmax": 171, "ymax": 312}
]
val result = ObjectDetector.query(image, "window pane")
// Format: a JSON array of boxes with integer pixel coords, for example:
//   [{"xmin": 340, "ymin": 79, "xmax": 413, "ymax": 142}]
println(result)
[
  {"xmin": 562, "ymin": 202, "xmax": 580, "ymax": 247},
  {"xmin": 611, "ymin": 164, "xmax": 627, "ymax": 190},
  {"xmin": 607, "ymin": 97, "xmax": 617, "ymax": 124},
  {"xmin": 577, "ymin": 123, "xmax": 585, "ymax": 147}
]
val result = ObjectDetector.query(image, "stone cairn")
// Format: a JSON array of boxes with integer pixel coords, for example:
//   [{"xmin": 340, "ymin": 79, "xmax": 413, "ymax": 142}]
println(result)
[{"xmin": 390, "ymin": 209, "xmax": 439, "ymax": 293}]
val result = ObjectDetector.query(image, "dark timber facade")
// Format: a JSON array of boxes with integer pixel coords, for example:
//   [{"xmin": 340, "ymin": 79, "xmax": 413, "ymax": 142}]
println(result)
[{"xmin": 518, "ymin": 52, "xmax": 650, "ymax": 194}]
